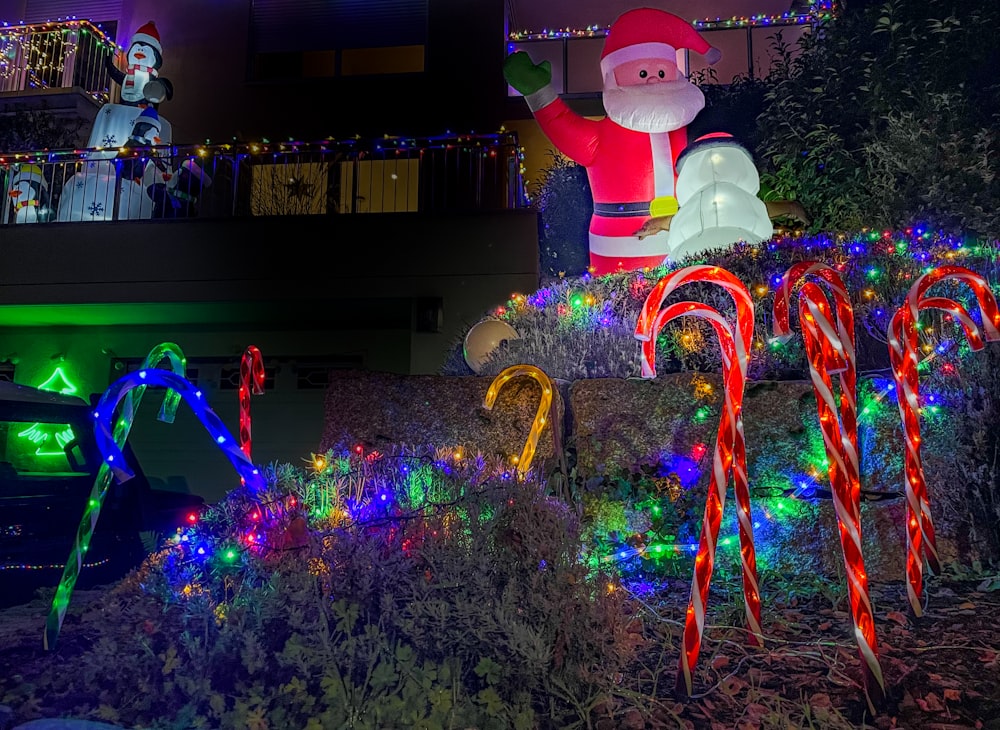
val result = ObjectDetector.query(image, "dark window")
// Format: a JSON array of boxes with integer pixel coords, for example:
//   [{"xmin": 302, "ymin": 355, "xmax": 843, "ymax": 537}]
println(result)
[
  {"xmin": 296, "ymin": 366, "xmax": 330, "ymax": 390},
  {"xmin": 219, "ymin": 367, "xmax": 277, "ymax": 391},
  {"xmin": 22, "ymin": 0, "xmax": 122, "ymax": 24},
  {"xmin": 249, "ymin": 0, "xmax": 428, "ymax": 79},
  {"xmin": 252, "ymin": 51, "xmax": 308, "ymax": 82}
]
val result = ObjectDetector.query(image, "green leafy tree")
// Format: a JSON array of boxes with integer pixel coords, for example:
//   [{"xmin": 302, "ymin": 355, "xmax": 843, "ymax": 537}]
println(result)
[{"xmin": 755, "ymin": 0, "xmax": 1000, "ymax": 238}]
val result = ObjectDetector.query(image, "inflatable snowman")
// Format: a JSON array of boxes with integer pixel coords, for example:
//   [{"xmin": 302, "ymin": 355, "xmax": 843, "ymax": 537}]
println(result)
[{"xmin": 6, "ymin": 164, "xmax": 52, "ymax": 224}]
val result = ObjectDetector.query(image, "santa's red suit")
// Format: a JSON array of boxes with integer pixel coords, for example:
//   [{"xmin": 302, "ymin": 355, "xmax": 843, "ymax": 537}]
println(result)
[
  {"xmin": 532, "ymin": 101, "xmax": 690, "ymax": 274},
  {"xmin": 509, "ymin": 8, "xmax": 772, "ymax": 276}
]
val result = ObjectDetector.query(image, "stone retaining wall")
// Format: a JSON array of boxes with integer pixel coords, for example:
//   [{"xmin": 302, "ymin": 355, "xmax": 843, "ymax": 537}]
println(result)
[{"xmin": 321, "ymin": 369, "xmax": 998, "ymax": 582}]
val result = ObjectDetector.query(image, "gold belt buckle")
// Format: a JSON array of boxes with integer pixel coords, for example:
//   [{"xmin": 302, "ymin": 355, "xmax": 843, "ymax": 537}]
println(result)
[{"xmin": 649, "ymin": 196, "xmax": 679, "ymax": 217}]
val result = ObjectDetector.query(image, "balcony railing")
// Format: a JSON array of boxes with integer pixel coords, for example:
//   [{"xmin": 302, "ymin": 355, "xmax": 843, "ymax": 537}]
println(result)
[
  {"xmin": 0, "ymin": 134, "xmax": 528, "ymax": 226},
  {"xmin": 506, "ymin": 7, "xmax": 828, "ymax": 97},
  {"xmin": 0, "ymin": 19, "xmax": 116, "ymax": 101}
]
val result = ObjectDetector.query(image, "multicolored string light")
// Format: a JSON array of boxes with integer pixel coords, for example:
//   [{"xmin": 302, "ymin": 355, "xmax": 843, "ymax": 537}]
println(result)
[
  {"xmin": 44, "ymin": 342, "xmax": 187, "ymax": 651},
  {"xmin": 507, "ymin": 1, "xmax": 832, "ymax": 40},
  {"xmin": 887, "ymin": 265, "xmax": 1000, "ymax": 616}
]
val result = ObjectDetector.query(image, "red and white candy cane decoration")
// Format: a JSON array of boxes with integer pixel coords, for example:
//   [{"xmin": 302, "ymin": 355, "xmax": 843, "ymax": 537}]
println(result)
[
  {"xmin": 634, "ymin": 265, "xmax": 760, "ymax": 696},
  {"xmin": 773, "ymin": 261, "xmax": 859, "ymax": 484},
  {"xmin": 887, "ymin": 266, "xmax": 1000, "ymax": 616},
  {"xmin": 644, "ymin": 300, "xmax": 763, "ymax": 693},
  {"xmin": 239, "ymin": 345, "xmax": 266, "ymax": 460},
  {"xmin": 778, "ymin": 278, "xmax": 885, "ymax": 709},
  {"xmin": 636, "ymin": 266, "xmax": 754, "ymax": 363},
  {"xmin": 889, "ymin": 296, "xmax": 982, "ymax": 614}
]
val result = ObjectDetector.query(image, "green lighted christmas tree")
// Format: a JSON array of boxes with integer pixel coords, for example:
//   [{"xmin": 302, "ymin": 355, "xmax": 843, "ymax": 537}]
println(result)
[{"xmin": 16, "ymin": 366, "xmax": 78, "ymax": 458}]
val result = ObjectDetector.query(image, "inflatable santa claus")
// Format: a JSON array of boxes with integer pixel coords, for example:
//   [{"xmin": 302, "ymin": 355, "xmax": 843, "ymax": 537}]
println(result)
[{"xmin": 504, "ymin": 7, "xmax": 773, "ymax": 275}]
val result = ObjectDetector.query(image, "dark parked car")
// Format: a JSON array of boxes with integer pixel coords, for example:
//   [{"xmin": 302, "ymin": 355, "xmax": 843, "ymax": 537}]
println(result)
[{"xmin": 0, "ymin": 380, "xmax": 204, "ymax": 607}]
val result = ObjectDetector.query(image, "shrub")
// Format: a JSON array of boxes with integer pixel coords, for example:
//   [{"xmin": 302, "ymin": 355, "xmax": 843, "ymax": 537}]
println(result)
[
  {"xmin": 755, "ymin": 1, "xmax": 1000, "ymax": 238},
  {"xmin": 2, "ymin": 449, "xmax": 641, "ymax": 729},
  {"xmin": 532, "ymin": 151, "xmax": 592, "ymax": 280}
]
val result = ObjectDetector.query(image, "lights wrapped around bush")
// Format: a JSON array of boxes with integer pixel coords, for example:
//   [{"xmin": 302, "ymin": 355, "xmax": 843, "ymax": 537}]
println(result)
[{"xmin": 452, "ymin": 226, "xmax": 1000, "ymax": 382}]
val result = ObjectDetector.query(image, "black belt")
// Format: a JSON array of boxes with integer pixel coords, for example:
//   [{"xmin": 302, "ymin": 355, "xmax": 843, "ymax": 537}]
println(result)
[{"xmin": 593, "ymin": 202, "xmax": 651, "ymax": 217}]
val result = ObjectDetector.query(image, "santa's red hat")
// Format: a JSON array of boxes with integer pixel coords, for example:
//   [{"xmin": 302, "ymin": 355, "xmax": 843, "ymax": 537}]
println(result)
[
  {"xmin": 130, "ymin": 21, "xmax": 162, "ymax": 55},
  {"xmin": 600, "ymin": 8, "xmax": 721, "ymax": 80}
]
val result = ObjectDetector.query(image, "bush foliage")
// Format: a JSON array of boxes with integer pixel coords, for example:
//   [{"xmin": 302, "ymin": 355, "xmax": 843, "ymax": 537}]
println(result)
[
  {"xmin": 3, "ymin": 453, "xmax": 642, "ymax": 729},
  {"xmin": 756, "ymin": 0, "xmax": 1000, "ymax": 238}
]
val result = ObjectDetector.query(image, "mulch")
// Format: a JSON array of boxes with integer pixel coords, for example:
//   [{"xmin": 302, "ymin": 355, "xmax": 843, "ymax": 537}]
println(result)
[{"xmin": 616, "ymin": 576, "xmax": 1000, "ymax": 729}]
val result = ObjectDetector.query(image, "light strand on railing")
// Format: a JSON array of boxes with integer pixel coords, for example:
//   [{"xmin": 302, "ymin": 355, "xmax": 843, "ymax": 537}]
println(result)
[
  {"xmin": 0, "ymin": 19, "xmax": 116, "ymax": 102},
  {"xmin": 508, "ymin": 1, "xmax": 834, "ymax": 41},
  {"xmin": 0, "ymin": 132, "xmax": 525, "ymax": 167}
]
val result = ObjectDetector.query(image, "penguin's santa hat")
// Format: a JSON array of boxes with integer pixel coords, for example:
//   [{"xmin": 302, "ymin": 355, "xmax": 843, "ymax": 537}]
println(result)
[{"xmin": 130, "ymin": 21, "xmax": 162, "ymax": 56}]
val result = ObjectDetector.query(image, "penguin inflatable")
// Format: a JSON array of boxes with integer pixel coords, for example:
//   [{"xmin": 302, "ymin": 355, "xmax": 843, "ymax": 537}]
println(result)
[
  {"xmin": 149, "ymin": 159, "xmax": 213, "ymax": 219},
  {"xmin": 6, "ymin": 164, "xmax": 51, "ymax": 224},
  {"xmin": 84, "ymin": 21, "xmax": 173, "ymax": 162},
  {"xmin": 118, "ymin": 105, "xmax": 164, "ymax": 181},
  {"xmin": 105, "ymin": 21, "xmax": 173, "ymax": 108}
]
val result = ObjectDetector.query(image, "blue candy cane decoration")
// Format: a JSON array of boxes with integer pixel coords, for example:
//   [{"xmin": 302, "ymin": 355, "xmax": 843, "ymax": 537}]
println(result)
[{"xmin": 93, "ymin": 369, "xmax": 266, "ymax": 492}]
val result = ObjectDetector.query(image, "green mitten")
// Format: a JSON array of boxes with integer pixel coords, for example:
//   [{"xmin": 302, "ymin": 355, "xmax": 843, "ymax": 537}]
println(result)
[{"xmin": 503, "ymin": 52, "xmax": 552, "ymax": 96}]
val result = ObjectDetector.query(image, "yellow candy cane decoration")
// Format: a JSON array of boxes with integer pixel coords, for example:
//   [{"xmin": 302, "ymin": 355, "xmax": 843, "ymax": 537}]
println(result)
[{"xmin": 484, "ymin": 365, "xmax": 558, "ymax": 477}]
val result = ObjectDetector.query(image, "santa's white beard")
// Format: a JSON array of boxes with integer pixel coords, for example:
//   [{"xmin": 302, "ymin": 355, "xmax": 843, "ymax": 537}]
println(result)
[{"xmin": 603, "ymin": 80, "xmax": 706, "ymax": 133}]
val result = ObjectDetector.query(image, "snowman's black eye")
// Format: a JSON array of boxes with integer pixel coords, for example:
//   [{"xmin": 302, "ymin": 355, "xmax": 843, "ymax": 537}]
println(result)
[
  {"xmin": 639, "ymin": 69, "xmax": 647, "ymax": 78},
  {"xmin": 658, "ymin": 69, "xmax": 665, "ymax": 78}
]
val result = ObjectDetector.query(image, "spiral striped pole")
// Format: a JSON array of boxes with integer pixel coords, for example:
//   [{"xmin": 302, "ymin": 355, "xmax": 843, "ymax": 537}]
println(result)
[
  {"xmin": 887, "ymin": 266, "xmax": 1000, "ymax": 615},
  {"xmin": 797, "ymin": 284, "xmax": 885, "ymax": 708},
  {"xmin": 773, "ymin": 262, "xmax": 860, "ymax": 496},
  {"xmin": 888, "ymin": 298, "xmax": 981, "ymax": 613},
  {"xmin": 773, "ymin": 264, "xmax": 884, "ymax": 707},
  {"xmin": 634, "ymin": 265, "xmax": 760, "ymax": 696},
  {"xmin": 898, "ymin": 266, "xmax": 1000, "ymax": 576},
  {"xmin": 645, "ymin": 301, "xmax": 762, "ymax": 648},
  {"xmin": 239, "ymin": 345, "xmax": 266, "ymax": 460},
  {"xmin": 636, "ymin": 266, "xmax": 754, "ymax": 367},
  {"xmin": 644, "ymin": 301, "xmax": 762, "ymax": 695},
  {"xmin": 92, "ymin": 369, "xmax": 267, "ymax": 493},
  {"xmin": 45, "ymin": 343, "xmax": 187, "ymax": 651}
]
